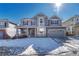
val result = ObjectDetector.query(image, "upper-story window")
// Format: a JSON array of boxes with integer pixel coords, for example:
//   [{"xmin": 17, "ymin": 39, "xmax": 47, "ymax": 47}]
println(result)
[
  {"xmin": 51, "ymin": 20, "xmax": 59, "ymax": 25},
  {"xmin": 0, "ymin": 22, "xmax": 6, "ymax": 28},
  {"xmin": 0, "ymin": 22, "xmax": 4, "ymax": 25},
  {"xmin": 51, "ymin": 20, "xmax": 54, "ymax": 24},
  {"xmin": 54, "ymin": 21, "xmax": 57, "ymax": 24},
  {"xmin": 39, "ymin": 18, "xmax": 44, "ymax": 26},
  {"xmin": 23, "ymin": 20, "xmax": 35, "ymax": 26},
  {"xmin": 40, "ymin": 19, "xmax": 43, "ymax": 23},
  {"xmin": 23, "ymin": 20, "xmax": 28, "ymax": 25},
  {"xmin": 4, "ymin": 22, "xmax": 7, "ymax": 27},
  {"xmin": 32, "ymin": 21, "xmax": 35, "ymax": 25},
  {"xmin": 56, "ymin": 20, "xmax": 59, "ymax": 24},
  {"xmin": 48, "ymin": 20, "xmax": 50, "ymax": 26},
  {"xmin": 77, "ymin": 18, "xmax": 79, "ymax": 21}
]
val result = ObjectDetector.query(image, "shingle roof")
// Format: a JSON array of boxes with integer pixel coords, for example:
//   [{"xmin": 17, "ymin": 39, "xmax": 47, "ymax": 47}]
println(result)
[
  {"xmin": 63, "ymin": 15, "xmax": 79, "ymax": 23},
  {"xmin": 50, "ymin": 16, "xmax": 60, "ymax": 19},
  {"xmin": 32, "ymin": 13, "xmax": 48, "ymax": 19}
]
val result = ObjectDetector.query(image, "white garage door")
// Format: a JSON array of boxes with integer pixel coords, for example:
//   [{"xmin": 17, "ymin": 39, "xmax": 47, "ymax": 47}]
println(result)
[
  {"xmin": 47, "ymin": 29, "xmax": 64, "ymax": 37},
  {"xmin": 0, "ymin": 32, "xmax": 3, "ymax": 39}
]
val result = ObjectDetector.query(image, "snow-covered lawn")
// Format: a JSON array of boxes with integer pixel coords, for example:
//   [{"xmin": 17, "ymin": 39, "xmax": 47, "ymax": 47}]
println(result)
[
  {"xmin": 0, "ymin": 38, "xmax": 60, "ymax": 48},
  {"xmin": 0, "ymin": 38, "xmax": 61, "ymax": 56},
  {"xmin": 0, "ymin": 37, "xmax": 79, "ymax": 56}
]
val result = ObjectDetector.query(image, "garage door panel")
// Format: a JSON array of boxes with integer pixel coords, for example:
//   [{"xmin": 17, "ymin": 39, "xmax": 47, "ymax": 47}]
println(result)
[{"xmin": 47, "ymin": 29, "xmax": 64, "ymax": 37}]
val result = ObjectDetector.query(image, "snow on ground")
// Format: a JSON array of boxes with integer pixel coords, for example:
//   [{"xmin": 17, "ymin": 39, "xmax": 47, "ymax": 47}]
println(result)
[
  {"xmin": 0, "ymin": 38, "xmax": 60, "ymax": 48},
  {"xmin": 46, "ymin": 37, "xmax": 79, "ymax": 56},
  {"xmin": 0, "ymin": 37, "xmax": 79, "ymax": 56},
  {"xmin": 0, "ymin": 38, "xmax": 61, "ymax": 55}
]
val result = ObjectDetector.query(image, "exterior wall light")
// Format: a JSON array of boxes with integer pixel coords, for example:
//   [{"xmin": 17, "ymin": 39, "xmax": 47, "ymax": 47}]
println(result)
[{"xmin": 39, "ymin": 28, "xmax": 45, "ymax": 32}]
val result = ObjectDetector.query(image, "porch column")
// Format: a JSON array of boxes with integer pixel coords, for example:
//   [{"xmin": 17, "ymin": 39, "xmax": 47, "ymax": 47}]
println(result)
[
  {"xmin": 35, "ymin": 28, "xmax": 37, "ymax": 37},
  {"xmin": 27, "ymin": 28, "xmax": 28, "ymax": 37},
  {"xmin": 16, "ymin": 28, "xmax": 19, "ymax": 39}
]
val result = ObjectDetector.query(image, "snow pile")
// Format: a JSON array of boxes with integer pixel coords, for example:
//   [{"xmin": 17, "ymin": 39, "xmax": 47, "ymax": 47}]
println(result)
[
  {"xmin": 19, "ymin": 44, "xmax": 37, "ymax": 56},
  {"xmin": 47, "ymin": 46, "xmax": 70, "ymax": 55},
  {"xmin": 46, "ymin": 38, "xmax": 79, "ymax": 56}
]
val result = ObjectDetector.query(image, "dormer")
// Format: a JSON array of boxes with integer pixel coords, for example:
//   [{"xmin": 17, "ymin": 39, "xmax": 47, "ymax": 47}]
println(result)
[{"xmin": 49, "ymin": 16, "xmax": 62, "ymax": 26}]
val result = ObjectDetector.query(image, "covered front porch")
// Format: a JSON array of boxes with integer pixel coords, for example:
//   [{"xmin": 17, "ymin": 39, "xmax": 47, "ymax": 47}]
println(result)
[{"xmin": 17, "ymin": 26, "xmax": 37, "ymax": 38}]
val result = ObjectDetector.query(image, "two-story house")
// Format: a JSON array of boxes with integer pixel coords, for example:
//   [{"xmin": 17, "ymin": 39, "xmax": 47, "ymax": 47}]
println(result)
[
  {"xmin": 18, "ymin": 13, "xmax": 66, "ymax": 38},
  {"xmin": 0, "ymin": 19, "xmax": 17, "ymax": 39}
]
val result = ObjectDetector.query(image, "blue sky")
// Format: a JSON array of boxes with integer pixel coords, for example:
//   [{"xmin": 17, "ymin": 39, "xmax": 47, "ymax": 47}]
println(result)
[{"xmin": 0, "ymin": 3, "xmax": 79, "ymax": 24}]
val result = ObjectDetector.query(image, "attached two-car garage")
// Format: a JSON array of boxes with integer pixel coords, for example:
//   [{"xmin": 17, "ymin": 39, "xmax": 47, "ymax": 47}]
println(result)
[{"xmin": 46, "ymin": 27, "xmax": 66, "ymax": 37}]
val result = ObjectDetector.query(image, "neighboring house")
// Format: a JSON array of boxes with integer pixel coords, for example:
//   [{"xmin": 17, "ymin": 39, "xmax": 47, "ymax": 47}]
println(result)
[
  {"xmin": 0, "ymin": 19, "xmax": 17, "ymax": 39},
  {"xmin": 74, "ymin": 24, "xmax": 79, "ymax": 36},
  {"xmin": 63, "ymin": 15, "xmax": 79, "ymax": 36},
  {"xmin": 18, "ymin": 13, "xmax": 66, "ymax": 38}
]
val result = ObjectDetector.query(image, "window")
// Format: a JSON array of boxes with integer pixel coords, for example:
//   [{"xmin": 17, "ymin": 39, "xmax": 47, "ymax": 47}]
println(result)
[
  {"xmin": 53, "ymin": 21, "xmax": 57, "ymax": 24},
  {"xmin": 51, "ymin": 20, "xmax": 53, "ymax": 24},
  {"xmin": 0, "ymin": 22, "xmax": 5, "ymax": 28},
  {"xmin": 4, "ymin": 22, "xmax": 7, "ymax": 27},
  {"xmin": 40, "ymin": 19, "xmax": 43, "ymax": 23},
  {"xmin": 23, "ymin": 21, "xmax": 28, "ymax": 25},
  {"xmin": 54, "ymin": 21, "xmax": 57, "ymax": 24},
  {"xmin": 55, "ymin": 20, "xmax": 59, "ymax": 25},
  {"xmin": 50, "ymin": 20, "xmax": 59, "ymax": 25},
  {"xmin": 56, "ymin": 20, "xmax": 59, "ymax": 24},
  {"xmin": 47, "ymin": 20, "xmax": 50, "ymax": 26},
  {"xmin": 32, "ymin": 21, "xmax": 35, "ymax": 25},
  {"xmin": 31, "ymin": 21, "xmax": 32, "ymax": 25},
  {"xmin": 21, "ymin": 29, "xmax": 26, "ymax": 33},
  {"xmin": 77, "ymin": 18, "xmax": 79, "ymax": 21}
]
